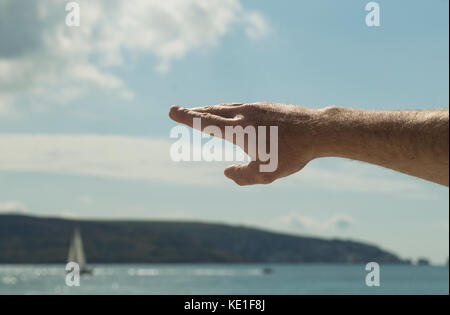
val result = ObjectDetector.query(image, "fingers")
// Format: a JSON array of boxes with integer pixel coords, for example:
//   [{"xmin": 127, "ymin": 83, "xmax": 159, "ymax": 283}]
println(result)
[
  {"xmin": 189, "ymin": 106, "xmax": 238, "ymax": 118},
  {"xmin": 220, "ymin": 103, "xmax": 245, "ymax": 107},
  {"xmin": 190, "ymin": 103, "xmax": 246, "ymax": 116},
  {"xmin": 169, "ymin": 104, "xmax": 278, "ymax": 186},
  {"xmin": 169, "ymin": 105, "xmax": 242, "ymax": 131},
  {"xmin": 224, "ymin": 161, "xmax": 277, "ymax": 186},
  {"xmin": 170, "ymin": 103, "xmax": 246, "ymax": 119}
]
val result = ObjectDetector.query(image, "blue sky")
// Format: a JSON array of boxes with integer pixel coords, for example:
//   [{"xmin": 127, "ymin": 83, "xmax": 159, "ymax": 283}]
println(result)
[{"xmin": 0, "ymin": 0, "xmax": 448, "ymax": 264}]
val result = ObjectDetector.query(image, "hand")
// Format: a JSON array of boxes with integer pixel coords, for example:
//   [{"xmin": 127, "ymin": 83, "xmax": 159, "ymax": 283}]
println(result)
[
  {"xmin": 170, "ymin": 103, "xmax": 449, "ymax": 187},
  {"xmin": 169, "ymin": 102, "xmax": 324, "ymax": 185}
]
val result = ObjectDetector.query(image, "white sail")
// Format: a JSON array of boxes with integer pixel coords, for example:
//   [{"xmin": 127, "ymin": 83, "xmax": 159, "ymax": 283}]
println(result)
[
  {"xmin": 67, "ymin": 240, "xmax": 76, "ymax": 263},
  {"xmin": 67, "ymin": 228, "xmax": 87, "ymax": 269}
]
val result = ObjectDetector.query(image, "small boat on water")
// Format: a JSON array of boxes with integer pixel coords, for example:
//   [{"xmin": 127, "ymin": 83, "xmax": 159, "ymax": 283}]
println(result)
[
  {"xmin": 262, "ymin": 267, "xmax": 273, "ymax": 275},
  {"xmin": 67, "ymin": 228, "xmax": 92, "ymax": 275}
]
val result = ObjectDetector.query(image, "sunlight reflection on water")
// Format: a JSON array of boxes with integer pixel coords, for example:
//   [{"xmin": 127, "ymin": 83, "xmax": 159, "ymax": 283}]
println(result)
[{"xmin": 0, "ymin": 264, "xmax": 448, "ymax": 295}]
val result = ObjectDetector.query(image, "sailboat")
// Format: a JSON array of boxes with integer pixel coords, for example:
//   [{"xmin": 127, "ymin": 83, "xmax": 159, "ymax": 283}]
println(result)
[{"xmin": 67, "ymin": 228, "xmax": 92, "ymax": 275}]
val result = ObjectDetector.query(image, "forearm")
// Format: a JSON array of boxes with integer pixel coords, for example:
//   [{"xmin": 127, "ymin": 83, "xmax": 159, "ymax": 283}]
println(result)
[
  {"xmin": 313, "ymin": 107, "xmax": 449, "ymax": 186},
  {"xmin": 169, "ymin": 103, "xmax": 449, "ymax": 186}
]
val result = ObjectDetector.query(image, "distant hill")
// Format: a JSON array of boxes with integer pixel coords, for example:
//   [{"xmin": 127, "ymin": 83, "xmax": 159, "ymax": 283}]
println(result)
[{"xmin": 0, "ymin": 214, "xmax": 408, "ymax": 264}]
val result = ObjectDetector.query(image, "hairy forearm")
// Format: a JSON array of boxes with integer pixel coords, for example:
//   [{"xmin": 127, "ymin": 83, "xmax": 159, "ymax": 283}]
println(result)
[
  {"xmin": 169, "ymin": 103, "xmax": 449, "ymax": 186},
  {"xmin": 313, "ymin": 107, "xmax": 449, "ymax": 186}
]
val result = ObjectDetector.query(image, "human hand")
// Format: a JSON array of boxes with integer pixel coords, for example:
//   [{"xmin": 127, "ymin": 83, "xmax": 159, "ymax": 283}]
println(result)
[{"xmin": 169, "ymin": 102, "xmax": 324, "ymax": 185}]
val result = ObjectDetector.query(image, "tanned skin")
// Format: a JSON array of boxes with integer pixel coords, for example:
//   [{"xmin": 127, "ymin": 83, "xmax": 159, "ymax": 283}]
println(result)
[{"xmin": 169, "ymin": 103, "xmax": 449, "ymax": 187}]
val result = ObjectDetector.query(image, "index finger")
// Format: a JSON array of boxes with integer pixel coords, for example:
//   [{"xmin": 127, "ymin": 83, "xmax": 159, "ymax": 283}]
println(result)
[
  {"xmin": 189, "ymin": 103, "xmax": 244, "ymax": 118},
  {"xmin": 169, "ymin": 106, "xmax": 242, "ymax": 133}
]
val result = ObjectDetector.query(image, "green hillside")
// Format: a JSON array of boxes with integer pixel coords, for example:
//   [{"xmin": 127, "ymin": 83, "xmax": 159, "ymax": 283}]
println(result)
[{"xmin": 0, "ymin": 214, "xmax": 408, "ymax": 264}]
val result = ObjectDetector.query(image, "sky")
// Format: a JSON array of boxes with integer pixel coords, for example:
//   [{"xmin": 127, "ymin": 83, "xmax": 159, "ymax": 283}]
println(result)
[{"xmin": 0, "ymin": 0, "xmax": 448, "ymax": 264}]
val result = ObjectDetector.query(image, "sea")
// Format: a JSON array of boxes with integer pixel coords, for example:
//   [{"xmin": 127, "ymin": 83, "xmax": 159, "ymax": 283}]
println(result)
[{"xmin": 0, "ymin": 264, "xmax": 448, "ymax": 295}]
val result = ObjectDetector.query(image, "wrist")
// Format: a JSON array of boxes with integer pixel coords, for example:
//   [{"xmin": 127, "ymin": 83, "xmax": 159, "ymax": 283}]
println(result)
[{"xmin": 309, "ymin": 106, "xmax": 352, "ymax": 159}]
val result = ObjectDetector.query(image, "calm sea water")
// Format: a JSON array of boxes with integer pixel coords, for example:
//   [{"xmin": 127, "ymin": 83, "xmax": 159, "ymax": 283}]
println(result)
[{"xmin": 0, "ymin": 264, "xmax": 448, "ymax": 295}]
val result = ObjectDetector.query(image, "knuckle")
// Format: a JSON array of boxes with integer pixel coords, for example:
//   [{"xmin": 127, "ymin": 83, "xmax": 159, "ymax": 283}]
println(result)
[
  {"xmin": 241, "ymin": 103, "xmax": 256, "ymax": 111},
  {"xmin": 234, "ymin": 114, "xmax": 248, "ymax": 124},
  {"xmin": 202, "ymin": 112, "xmax": 214, "ymax": 120}
]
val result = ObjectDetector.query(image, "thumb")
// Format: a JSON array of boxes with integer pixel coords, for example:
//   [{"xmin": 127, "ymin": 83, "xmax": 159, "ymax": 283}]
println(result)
[{"xmin": 224, "ymin": 161, "xmax": 276, "ymax": 186}]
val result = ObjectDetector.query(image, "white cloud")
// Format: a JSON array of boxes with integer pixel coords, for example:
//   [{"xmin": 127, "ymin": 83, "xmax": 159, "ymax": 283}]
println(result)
[
  {"xmin": 245, "ymin": 12, "xmax": 269, "ymax": 40},
  {"xmin": 0, "ymin": 0, "xmax": 269, "ymax": 114},
  {"xmin": 0, "ymin": 201, "xmax": 26, "ymax": 213},
  {"xmin": 0, "ymin": 134, "xmax": 435, "ymax": 198},
  {"xmin": 0, "ymin": 93, "xmax": 14, "ymax": 117},
  {"xmin": 276, "ymin": 213, "xmax": 356, "ymax": 232},
  {"xmin": 283, "ymin": 160, "xmax": 437, "ymax": 199},
  {"xmin": 0, "ymin": 134, "xmax": 228, "ymax": 185},
  {"xmin": 79, "ymin": 195, "xmax": 93, "ymax": 205}
]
